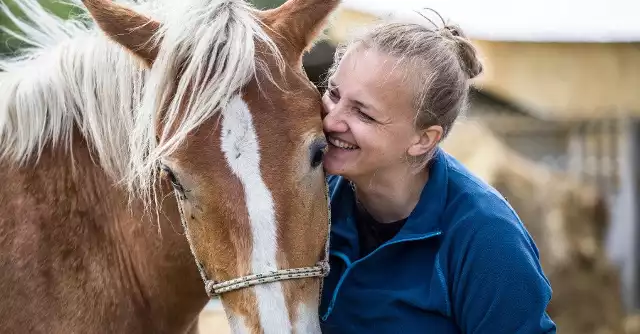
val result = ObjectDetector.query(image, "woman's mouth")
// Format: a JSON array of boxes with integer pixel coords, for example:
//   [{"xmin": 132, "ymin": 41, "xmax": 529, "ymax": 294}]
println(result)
[{"xmin": 328, "ymin": 136, "xmax": 359, "ymax": 150}]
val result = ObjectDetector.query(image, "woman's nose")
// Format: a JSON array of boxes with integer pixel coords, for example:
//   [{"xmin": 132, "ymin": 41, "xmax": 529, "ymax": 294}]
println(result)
[{"xmin": 322, "ymin": 105, "xmax": 348, "ymax": 133}]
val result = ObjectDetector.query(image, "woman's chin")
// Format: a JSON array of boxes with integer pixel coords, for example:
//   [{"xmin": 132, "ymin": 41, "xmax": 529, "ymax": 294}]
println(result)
[
  {"xmin": 322, "ymin": 157, "xmax": 352, "ymax": 176},
  {"xmin": 324, "ymin": 145, "xmax": 360, "ymax": 172}
]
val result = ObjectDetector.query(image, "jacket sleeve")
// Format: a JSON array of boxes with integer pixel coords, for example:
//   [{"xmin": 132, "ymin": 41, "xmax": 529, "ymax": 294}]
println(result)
[{"xmin": 448, "ymin": 214, "xmax": 557, "ymax": 334}]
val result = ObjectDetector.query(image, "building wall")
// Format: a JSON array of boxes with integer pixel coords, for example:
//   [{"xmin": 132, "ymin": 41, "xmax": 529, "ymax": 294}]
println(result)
[{"xmin": 472, "ymin": 40, "xmax": 640, "ymax": 120}]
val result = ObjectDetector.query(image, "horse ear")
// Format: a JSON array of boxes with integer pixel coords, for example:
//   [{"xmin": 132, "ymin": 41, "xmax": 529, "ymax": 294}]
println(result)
[
  {"xmin": 261, "ymin": 0, "xmax": 340, "ymax": 60},
  {"xmin": 82, "ymin": 0, "xmax": 161, "ymax": 67}
]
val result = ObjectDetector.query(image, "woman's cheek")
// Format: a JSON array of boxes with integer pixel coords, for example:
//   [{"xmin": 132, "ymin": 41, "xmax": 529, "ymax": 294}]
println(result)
[{"xmin": 321, "ymin": 95, "xmax": 333, "ymax": 117}]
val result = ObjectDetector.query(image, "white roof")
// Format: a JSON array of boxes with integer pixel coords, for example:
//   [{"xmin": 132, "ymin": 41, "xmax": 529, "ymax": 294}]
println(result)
[{"xmin": 341, "ymin": 0, "xmax": 640, "ymax": 42}]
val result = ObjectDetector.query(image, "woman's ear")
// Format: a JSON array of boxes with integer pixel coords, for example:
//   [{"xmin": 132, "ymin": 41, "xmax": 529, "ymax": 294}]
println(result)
[{"xmin": 407, "ymin": 125, "xmax": 443, "ymax": 157}]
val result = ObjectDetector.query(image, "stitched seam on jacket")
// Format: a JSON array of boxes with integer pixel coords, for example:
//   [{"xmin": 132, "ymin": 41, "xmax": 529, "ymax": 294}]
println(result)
[{"xmin": 435, "ymin": 253, "xmax": 452, "ymax": 317}]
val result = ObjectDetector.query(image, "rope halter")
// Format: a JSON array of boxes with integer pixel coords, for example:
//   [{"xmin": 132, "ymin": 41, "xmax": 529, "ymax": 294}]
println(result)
[{"xmin": 205, "ymin": 262, "xmax": 330, "ymax": 297}]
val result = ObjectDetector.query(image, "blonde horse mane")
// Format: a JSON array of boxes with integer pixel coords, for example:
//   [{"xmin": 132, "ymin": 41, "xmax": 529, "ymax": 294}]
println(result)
[
  {"xmin": 0, "ymin": 0, "xmax": 149, "ymax": 176},
  {"xmin": 0, "ymin": 0, "xmax": 284, "ymax": 206}
]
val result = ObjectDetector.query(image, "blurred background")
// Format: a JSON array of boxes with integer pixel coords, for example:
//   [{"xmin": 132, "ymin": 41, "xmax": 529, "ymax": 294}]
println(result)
[{"xmin": 2, "ymin": 0, "xmax": 640, "ymax": 333}]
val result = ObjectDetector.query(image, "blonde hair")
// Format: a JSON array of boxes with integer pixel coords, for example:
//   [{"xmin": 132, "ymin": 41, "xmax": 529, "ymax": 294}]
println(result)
[{"xmin": 327, "ymin": 10, "xmax": 483, "ymax": 141}]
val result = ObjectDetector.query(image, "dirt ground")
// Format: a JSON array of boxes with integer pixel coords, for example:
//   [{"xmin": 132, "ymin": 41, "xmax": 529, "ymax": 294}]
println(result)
[{"xmin": 198, "ymin": 308, "xmax": 231, "ymax": 334}]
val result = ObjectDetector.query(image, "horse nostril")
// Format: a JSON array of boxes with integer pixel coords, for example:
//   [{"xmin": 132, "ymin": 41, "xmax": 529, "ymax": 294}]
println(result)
[{"xmin": 310, "ymin": 139, "xmax": 327, "ymax": 168}]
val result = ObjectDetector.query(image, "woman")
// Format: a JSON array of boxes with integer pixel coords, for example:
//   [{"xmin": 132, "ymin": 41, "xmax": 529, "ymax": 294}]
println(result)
[{"xmin": 318, "ymin": 13, "xmax": 557, "ymax": 334}]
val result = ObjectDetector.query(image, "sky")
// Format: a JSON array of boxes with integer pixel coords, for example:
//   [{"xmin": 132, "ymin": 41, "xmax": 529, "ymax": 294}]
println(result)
[{"xmin": 341, "ymin": 0, "xmax": 640, "ymax": 42}]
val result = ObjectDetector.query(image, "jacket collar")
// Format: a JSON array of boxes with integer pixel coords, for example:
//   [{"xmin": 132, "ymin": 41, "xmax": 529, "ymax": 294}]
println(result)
[{"xmin": 328, "ymin": 148, "xmax": 449, "ymax": 258}]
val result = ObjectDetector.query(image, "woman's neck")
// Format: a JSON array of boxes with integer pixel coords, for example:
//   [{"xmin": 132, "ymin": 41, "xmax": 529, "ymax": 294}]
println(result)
[{"xmin": 350, "ymin": 165, "xmax": 429, "ymax": 224}]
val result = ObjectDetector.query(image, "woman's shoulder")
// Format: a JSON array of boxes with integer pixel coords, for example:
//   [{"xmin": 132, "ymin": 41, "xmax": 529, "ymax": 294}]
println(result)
[
  {"xmin": 437, "ymin": 154, "xmax": 555, "ymax": 333},
  {"xmin": 442, "ymin": 152, "xmax": 522, "ymax": 228},
  {"xmin": 438, "ymin": 152, "xmax": 541, "ymax": 258}
]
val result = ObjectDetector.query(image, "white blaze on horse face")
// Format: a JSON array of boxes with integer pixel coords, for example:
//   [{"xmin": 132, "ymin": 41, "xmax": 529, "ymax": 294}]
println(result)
[
  {"xmin": 295, "ymin": 302, "xmax": 322, "ymax": 334},
  {"xmin": 220, "ymin": 95, "xmax": 292, "ymax": 334},
  {"xmin": 228, "ymin": 314, "xmax": 252, "ymax": 334}
]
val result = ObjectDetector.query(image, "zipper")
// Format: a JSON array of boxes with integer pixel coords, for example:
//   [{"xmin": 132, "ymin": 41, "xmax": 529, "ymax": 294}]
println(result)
[{"xmin": 321, "ymin": 230, "xmax": 443, "ymax": 321}]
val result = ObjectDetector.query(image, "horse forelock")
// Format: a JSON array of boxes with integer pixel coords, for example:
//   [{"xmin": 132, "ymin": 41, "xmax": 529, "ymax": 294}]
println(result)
[{"xmin": 121, "ymin": 0, "xmax": 286, "ymax": 207}]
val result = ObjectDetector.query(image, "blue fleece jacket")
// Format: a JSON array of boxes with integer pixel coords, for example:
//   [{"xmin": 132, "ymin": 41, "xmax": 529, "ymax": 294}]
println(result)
[{"xmin": 319, "ymin": 147, "xmax": 557, "ymax": 333}]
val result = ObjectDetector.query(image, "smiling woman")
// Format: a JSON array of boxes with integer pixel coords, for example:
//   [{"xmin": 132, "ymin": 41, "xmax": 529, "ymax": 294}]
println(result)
[{"xmin": 318, "ymin": 12, "xmax": 557, "ymax": 334}]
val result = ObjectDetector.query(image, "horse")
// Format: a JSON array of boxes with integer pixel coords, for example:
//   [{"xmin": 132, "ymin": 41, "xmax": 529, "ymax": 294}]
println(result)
[{"xmin": 0, "ymin": 0, "xmax": 340, "ymax": 332}]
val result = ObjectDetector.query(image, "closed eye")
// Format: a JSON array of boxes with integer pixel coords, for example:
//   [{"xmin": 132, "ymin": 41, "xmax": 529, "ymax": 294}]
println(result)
[
  {"xmin": 327, "ymin": 81, "xmax": 379, "ymax": 123},
  {"xmin": 355, "ymin": 108, "xmax": 376, "ymax": 123},
  {"xmin": 328, "ymin": 87, "xmax": 340, "ymax": 102}
]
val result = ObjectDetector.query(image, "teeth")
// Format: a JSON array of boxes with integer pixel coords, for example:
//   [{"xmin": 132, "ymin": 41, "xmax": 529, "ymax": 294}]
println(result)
[{"xmin": 329, "ymin": 137, "xmax": 358, "ymax": 150}]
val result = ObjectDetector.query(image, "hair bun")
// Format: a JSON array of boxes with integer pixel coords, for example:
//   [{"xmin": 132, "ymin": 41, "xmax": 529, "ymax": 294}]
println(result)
[
  {"xmin": 440, "ymin": 24, "xmax": 483, "ymax": 79},
  {"xmin": 443, "ymin": 25, "xmax": 461, "ymax": 37}
]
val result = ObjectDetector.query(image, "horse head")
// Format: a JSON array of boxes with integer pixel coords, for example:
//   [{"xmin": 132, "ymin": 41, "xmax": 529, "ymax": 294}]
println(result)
[{"xmin": 81, "ymin": 0, "xmax": 339, "ymax": 332}]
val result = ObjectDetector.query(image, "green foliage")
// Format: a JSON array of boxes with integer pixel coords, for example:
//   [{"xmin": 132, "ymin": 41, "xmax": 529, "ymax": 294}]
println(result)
[
  {"xmin": 0, "ymin": 0, "xmax": 78, "ymax": 55},
  {"xmin": 249, "ymin": 0, "xmax": 285, "ymax": 10}
]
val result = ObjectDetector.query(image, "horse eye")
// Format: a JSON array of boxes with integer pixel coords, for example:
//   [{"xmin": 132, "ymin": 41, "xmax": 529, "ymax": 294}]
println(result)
[
  {"xmin": 310, "ymin": 139, "xmax": 327, "ymax": 168},
  {"xmin": 160, "ymin": 164, "xmax": 184, "ymax": 192}
]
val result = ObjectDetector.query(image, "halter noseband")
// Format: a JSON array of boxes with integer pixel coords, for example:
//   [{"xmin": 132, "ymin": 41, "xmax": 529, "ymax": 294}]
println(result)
[
  {"xmin": 169, "ymin": 180, "xmax": 331, "ymax": 298},
  {"xmin": 205, "ymin": 262, "xmax": 330, "ymax": 297}
]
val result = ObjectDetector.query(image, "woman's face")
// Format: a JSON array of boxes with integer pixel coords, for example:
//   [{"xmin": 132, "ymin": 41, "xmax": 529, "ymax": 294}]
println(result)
[{"xmin": 322, "ymin": 47, "xmax": 432, "ymax": 179}]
